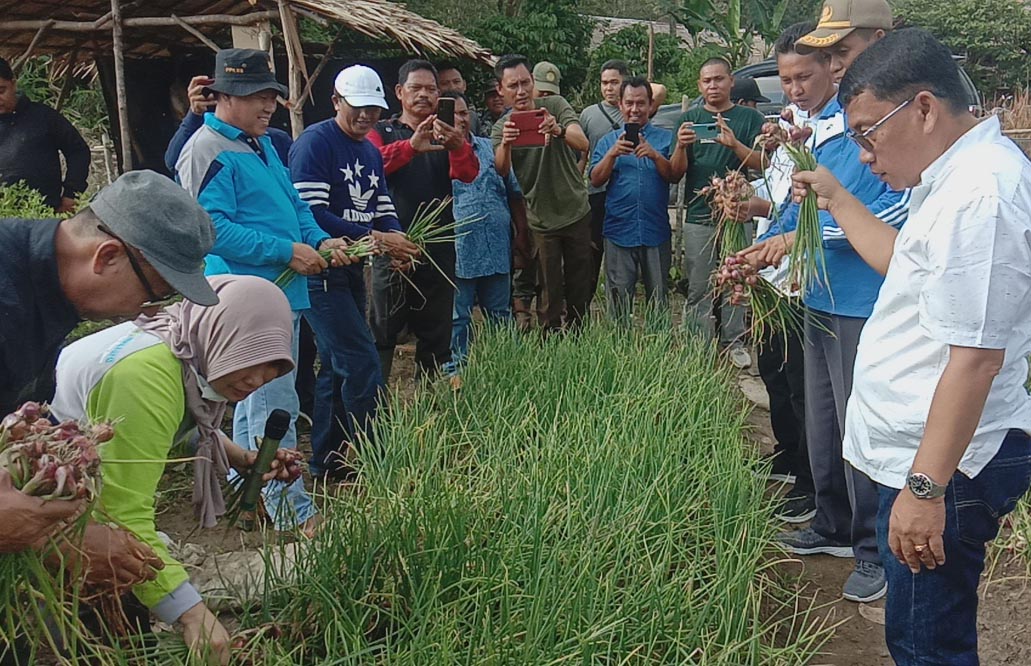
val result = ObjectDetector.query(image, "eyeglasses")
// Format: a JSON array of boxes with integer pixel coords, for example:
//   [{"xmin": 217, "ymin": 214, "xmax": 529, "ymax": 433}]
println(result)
[
  {"xmin": 846, "ymin": 96, "xmax": 915, "ymax": 153},
  {"xmin": 97, "ymin": 225, "xmax": 180, "ymax": 309}
]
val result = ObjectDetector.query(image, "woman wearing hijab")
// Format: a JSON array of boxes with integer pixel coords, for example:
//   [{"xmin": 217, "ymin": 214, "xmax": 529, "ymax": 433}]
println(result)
[{"xmin": 51, "ymin": 275, "xmax": 302, "ymax": 664}]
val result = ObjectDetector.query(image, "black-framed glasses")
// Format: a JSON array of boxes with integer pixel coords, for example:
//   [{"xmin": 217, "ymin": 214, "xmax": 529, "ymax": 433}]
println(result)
[
  {"xmin": 846, "ymin": 96, "xmax": 915, "ymax": 153},
  {"xmin": 97, "ymin": 225, "xmax": 180, "ymax": 309}
]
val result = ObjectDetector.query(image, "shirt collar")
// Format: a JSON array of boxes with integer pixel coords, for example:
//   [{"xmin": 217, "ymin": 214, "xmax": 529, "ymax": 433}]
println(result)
[
  {"xmin": 203, "ymin": 112, "xmax": 247, "ymax": 141},
  {"xmin": 818, "ymin": 96, "xmax": 843, "ymax": 120},
  {"xmin": 919, "ymin": 115, "xmax": 1001, "ymax": 187}
]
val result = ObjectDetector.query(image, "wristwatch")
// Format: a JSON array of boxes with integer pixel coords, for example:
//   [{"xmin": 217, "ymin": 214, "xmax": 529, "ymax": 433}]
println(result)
[
  {"xmin": 556, "ymin": 124, "xmax": 566, "ymax": 140},
  {"xmin": 906, "ymin": 471, "xmax": 947, "ymax": 500}
]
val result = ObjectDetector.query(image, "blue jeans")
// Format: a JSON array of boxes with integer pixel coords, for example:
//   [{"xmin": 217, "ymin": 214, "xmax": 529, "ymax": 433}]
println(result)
[
  {"xmin": 230, "ymin": 312, "xmax": 316, "ymax": 530},
  {"xmin": 451, "ymin": 273, "xmax": 512, "ymax": 366},
  {"xmin": 877, "ymin": 430, "xmax": 1031, "ymax": 665},
  {"xmin": 305, "ymin": 268, "xmax": 384, "ymax": 477}
]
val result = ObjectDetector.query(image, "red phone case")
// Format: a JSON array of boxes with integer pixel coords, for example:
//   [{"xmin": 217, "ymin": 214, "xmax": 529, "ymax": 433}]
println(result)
[{"xmin": 510, "ymin": 109, "xmax": 548, "ymax": 147}]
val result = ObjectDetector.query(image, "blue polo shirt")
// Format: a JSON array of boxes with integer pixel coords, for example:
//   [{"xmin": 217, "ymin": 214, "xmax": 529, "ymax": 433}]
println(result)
[{"xmin": 590, "ymin": 123, "xmax": 673, "ymax": 248}]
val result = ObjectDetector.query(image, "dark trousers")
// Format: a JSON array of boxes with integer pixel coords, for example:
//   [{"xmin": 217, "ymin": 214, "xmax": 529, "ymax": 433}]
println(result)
[
  {"xmin": 757, "ymin": 314, "xmax": 814, "ymax": 496},
  {"xmin": 878, "ymin": 430, "xmax": 1031, "ymax": 666},
  {"xmin": 295, "ymin": 317, "xmax": 317, "ymax": 417},
  {"xmin": 533, "ymin": 213, "xmax": 593, "ymax": 331},
  {"xmin": 805, "ymin": 311, "xmax": 880, "ymax": 564},
  {"xmin": 370, "ymin": 247, "xmax": 455, "ymax": 378},
  {"xmin": 587, "ymin": 192, "xmax": 607, "ymax": 307},
  {"xmin": 305, "ymin": 268, "xmax": 384, "ymax": 477}
]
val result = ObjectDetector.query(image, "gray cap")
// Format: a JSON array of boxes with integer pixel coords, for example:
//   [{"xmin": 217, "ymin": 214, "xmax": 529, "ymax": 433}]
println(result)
[{"xmin": 90, "ymin": 170, "xmax": 219, "ymax": 306}]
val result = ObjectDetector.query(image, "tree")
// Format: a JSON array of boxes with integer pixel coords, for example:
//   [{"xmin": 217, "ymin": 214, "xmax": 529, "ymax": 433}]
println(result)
[
  {"xmin": 469, "ymin": 0, "xmax": 596, "ymax": 96},
  {"xmin": 894, "ymin": 0, "xmax": 1031, "ymax": 95},
  {"xmin": 589, "ymin": 25, "xmax": 687, "ymax": 82}
]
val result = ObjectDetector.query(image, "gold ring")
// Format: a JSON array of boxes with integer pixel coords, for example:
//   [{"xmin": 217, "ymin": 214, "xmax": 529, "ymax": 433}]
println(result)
[{"xmin": 914, "ymin": 544, "xmax": 928, "ymax": 553}]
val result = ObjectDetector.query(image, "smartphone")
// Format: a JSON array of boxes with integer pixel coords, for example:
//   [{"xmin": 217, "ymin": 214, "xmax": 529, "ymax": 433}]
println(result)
[
  {"xmin": 624, "ymin": 122, "xmax": 640, "ymax": 147},
  {"xmin": 510, "ymin": 109, "xmax": 547, "ymax": 148},
  {"xmin": 694, "ymin": 122, "xmax": 720, "ymax": 142},
  {"xmin": 436, "ymin": 97, "xmax": 455, "ymax": 127}
]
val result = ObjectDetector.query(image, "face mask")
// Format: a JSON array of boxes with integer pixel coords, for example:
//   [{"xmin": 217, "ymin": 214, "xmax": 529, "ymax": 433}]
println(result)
[{"xmin": 191, "ymin": 366, "xmax": 229, "ymax": 402}]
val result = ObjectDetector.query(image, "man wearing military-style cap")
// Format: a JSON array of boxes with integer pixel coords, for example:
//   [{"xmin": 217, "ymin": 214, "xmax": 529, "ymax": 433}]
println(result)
[
  {"xmin": 533, "ymin": 61, "xmax": 563, "ymax": 97},
  {"xmin": 796, "ymin": 0, "xmax": 892, "ymax": 82},
  {"xmin": 748, "ymin": 0, "xmax": 903, "ymax": 606}
]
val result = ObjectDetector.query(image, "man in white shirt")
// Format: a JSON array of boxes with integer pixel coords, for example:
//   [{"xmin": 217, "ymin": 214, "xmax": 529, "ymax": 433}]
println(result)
[{"xmin": 793, "ymin": 29, "xmax": 1031, "ymax": 665}]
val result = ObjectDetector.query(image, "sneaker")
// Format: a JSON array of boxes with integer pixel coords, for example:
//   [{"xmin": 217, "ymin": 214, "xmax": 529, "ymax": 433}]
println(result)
[
  {"xmin": 766, "ymin": 454, "xmax": 797, "ymax": 484},
  {"xmin": 777, "ymin": 493, "xmax": 817, "ymax": 524},
  {"xmin": 728, "ymin": 346, "xmax": 752, "ymax": 369},
  {"xmin": 778, "ymin": 527, "xmax": 854, "ymax": 558},
  {"xmin": 843, "ymin": 561, "xmax": 887, "ymax": 603}
]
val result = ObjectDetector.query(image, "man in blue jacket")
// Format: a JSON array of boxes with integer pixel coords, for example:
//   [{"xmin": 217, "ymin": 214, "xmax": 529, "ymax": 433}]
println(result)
[
  {"xmin": 176, "ymin": 48, "xmax": 351, "ymax": 532},
  {"xmin": 742, "ymin": 0, "xmax": 902, "ymax": 603}
]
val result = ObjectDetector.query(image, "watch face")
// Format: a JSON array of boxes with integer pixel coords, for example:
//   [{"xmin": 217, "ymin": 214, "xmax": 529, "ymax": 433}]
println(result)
[{"xmin": 909, "ymin": 473, "xmax": 933, "ymax": 497}]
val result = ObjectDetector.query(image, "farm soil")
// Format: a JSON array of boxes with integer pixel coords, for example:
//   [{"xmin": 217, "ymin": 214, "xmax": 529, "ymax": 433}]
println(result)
[{"xmin": 153, "ymin": 347, "xmax": 1031, "ymax": 665}]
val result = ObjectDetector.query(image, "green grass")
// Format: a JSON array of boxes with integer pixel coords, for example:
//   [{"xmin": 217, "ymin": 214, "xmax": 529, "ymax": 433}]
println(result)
[
  {"xmin": 35, "ymin": 323, "xmax": 833, "ymax": 664},
  {"xmin": 243, "ymin": 324, "xmax": 830, "ymax": 663}
]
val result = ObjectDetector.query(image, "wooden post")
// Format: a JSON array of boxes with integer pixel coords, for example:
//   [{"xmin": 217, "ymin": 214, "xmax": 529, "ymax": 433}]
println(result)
[
  {"xmin": 647, "ymin": 24, "xmax": 655, "ymax": 81},
  {"xmin": 110, "ymin": 0, "xmax": 132, "ymax": 172},
  {"xmin": 277, "ymin": 0, "xmax": 306, "ymax": 138},
  {"xmin": 55, "ymin": 46, "xmax": 82, "ymax": 111},
  {"xmin": 672, "ymin": 93, "xmax": 690, "ymax": 268}
]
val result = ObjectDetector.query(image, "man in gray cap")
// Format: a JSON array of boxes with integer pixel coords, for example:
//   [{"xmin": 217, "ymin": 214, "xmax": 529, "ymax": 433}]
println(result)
[
  {"xmin": 0, "ymin": 168, "xmax": 214, "ymax": 597},
  {"xmin": 177, "ymin": 48, "xmax": 351, "ymax": 534}
]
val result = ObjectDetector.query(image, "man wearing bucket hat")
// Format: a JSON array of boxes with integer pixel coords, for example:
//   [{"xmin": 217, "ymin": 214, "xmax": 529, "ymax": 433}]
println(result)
[
  {"xmin": 289, "ymin": 65, "xmax": 419, "ymax": 480},
  {"xmin": 176, "ymin": 48, "xmax": 354, "ymax": 533}
]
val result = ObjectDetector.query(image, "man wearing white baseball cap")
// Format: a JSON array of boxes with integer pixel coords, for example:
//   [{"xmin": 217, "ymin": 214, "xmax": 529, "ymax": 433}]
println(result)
[{"xmin": 289, "ymin": 65, "xmax": 419, "ymax": 480}]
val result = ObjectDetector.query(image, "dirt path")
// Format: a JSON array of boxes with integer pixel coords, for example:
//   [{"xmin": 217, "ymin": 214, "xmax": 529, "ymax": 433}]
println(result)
[{"xmin": 741, "ymin": 373, "xmax": 1031, "ymax": 666}]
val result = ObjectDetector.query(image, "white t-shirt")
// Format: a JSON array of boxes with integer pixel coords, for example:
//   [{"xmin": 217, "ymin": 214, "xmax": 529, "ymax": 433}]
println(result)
[{"xmin": 843, "ymin": 116, "xmax": 1031, "ymax": 489}]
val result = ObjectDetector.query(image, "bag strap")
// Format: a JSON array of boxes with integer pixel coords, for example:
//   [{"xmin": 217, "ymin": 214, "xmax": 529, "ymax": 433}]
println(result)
[{"xmin": 596, "ymin": 103, "xmax": 621, "ymax": 131}]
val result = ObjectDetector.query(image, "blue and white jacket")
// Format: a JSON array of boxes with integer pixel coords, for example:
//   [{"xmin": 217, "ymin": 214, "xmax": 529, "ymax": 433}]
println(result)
[
  {"xmin": 176, "ymin": 113, "xmax": 329, "ymax": 311},
  {"xmin": 761, "ymin": 97, "xmax": 910, "ymax": 318}
]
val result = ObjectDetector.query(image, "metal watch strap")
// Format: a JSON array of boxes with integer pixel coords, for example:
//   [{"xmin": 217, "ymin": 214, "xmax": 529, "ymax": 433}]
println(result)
[{"xmin": 907, "ymin": 471, "xmax": 947, "ymax": 500}]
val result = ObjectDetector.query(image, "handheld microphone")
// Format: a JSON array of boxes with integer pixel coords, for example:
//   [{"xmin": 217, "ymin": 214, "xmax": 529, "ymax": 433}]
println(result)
[{"xmin": 239, "ymin": 409, "xmax": 291, "ymax": 525}]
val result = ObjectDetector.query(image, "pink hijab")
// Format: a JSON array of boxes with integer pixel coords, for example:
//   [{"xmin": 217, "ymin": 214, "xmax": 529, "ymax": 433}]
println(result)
[{"xmin": 136, "ymin": 275, "xmax": 294, "ymax": 528}]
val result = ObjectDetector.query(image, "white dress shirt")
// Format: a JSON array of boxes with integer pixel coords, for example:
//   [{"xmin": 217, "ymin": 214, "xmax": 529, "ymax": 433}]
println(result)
[{"xmin": 844, "ymin": 115, "xmax": 1031, "ymax": 488}]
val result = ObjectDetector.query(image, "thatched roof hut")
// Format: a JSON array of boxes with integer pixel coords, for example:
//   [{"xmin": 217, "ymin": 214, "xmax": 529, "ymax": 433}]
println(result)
[{"xmin": 0, "ymin": 0, "xmax": 493, "ymax": 171}]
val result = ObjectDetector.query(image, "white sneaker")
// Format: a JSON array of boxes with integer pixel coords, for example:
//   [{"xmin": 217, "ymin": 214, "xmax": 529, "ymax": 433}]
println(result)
[{"xmin": 728, "ymin": 346, "xmax": 752, "ymax": 369}]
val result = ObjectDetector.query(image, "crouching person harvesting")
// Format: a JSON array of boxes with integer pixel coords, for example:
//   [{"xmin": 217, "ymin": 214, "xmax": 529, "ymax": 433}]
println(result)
[
  {"xmin": 51, "ymin": 276, "xmax": 303, "ymax": 664},
  {"xmin": 792, "ymin": 29, "xmax": 1031, "ymax": 664}
]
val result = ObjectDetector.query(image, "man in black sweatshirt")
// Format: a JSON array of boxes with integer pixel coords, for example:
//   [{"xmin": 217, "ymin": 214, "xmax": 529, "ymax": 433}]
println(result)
[{"xmin": 0, "ymin": 57, "xmax": 90, "ymax": 213}]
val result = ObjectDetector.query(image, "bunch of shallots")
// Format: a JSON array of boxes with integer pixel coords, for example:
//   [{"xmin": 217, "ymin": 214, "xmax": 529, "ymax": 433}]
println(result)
[
  {"xmin": 755, "ymin": 110, "xmax": 827, "ymax": 294},
  {"xmin": 716, "ymin": 256, "xmax": 804, "ymax": 343},
  {"xmin": 699, "ymin": 171, "xmax": 755, "ymax": 256},
  {"xmin": 0, "ymin": 401, "xmax": 110, "ymax": 501}
]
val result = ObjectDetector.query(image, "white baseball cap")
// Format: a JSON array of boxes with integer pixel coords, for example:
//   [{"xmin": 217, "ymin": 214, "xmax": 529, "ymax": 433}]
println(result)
[{"xmin": 334, "ymin": 65, "xmax": 388, "ymax": 109}]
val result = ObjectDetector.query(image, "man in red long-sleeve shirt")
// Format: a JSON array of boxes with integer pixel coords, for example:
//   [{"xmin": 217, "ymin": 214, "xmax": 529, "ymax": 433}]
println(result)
[{"xmin": 368, "ymin": 59, "xmax": 478, "ymax": 380}]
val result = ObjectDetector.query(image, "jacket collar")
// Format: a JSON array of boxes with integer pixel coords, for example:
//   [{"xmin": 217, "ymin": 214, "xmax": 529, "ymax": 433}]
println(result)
[{"xmin": 203, "ymin": 112, "xmax": 248, "ymax": 141}]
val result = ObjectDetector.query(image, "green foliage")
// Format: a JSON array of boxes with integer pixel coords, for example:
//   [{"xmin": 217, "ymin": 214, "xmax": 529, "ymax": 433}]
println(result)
[
  {"xmin": 894, "ymin": 0, "xmax": 1031, "ymax": 95},
  {"xmin": 16, "ymin": 57, "xmax": 109, "ymax": 141},
  {"xmin": 0, "ymin": 182, "xmax": 55, "ymax": 220},
  {"xmin": 469, "ymin": 0, "xmax": 596, "ymax": 96},
  {"xmin": 589, "ymin": 25, "xmax": 687, "ymax": 90}
]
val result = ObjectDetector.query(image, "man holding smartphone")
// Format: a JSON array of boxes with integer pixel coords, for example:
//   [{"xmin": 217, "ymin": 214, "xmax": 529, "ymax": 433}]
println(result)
[
  {"xmin": 492, "ymin": 54, "xmax": 592, "ymax": 333},
  {"xmin": 589, "ymin": 76, "xmax": 681, "ymax": 325},
  {"xmin": 671, "ymin": 58, "xmax": 765, "ymax": 368}
]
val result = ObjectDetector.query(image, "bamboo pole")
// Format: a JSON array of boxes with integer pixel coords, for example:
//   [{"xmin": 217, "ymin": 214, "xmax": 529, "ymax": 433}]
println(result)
[
  {"xmin": 297, "ymin": 28, "xmax": 345, "ymax": 105},
  {"xmin": 277, "ymin": 0, "xmax": 307, "ymax": 138},
  {"xmin": 11, "ymin": 20, "xmax": 54, "ymax": 75},
  {"xmin": 673, "ymin": 93, "xmax": 690, "ymax": 268},
  {"xmin": 110, "ymin": 0, "xmax": 132, "ymax": 172},
  {"xmin": 171, "ymin": 14, "xmax": 220, "ymax": 52},
  {"xmin": 0, "ymin": 11, "xmax": 279, "ymax": 32}
]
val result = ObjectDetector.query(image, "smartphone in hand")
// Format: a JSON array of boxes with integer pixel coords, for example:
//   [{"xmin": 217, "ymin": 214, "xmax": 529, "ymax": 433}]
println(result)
[
  {"xmin": 436, "ymin": 98, "xmax": 455, "ymax": 127},
  {"xmin": 694, "ymin": 123, "xmax": 720, "ymax": 142},
  {"xmin": 624, "ymin": 123, "xmax": 641, "ymax": 147}
]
